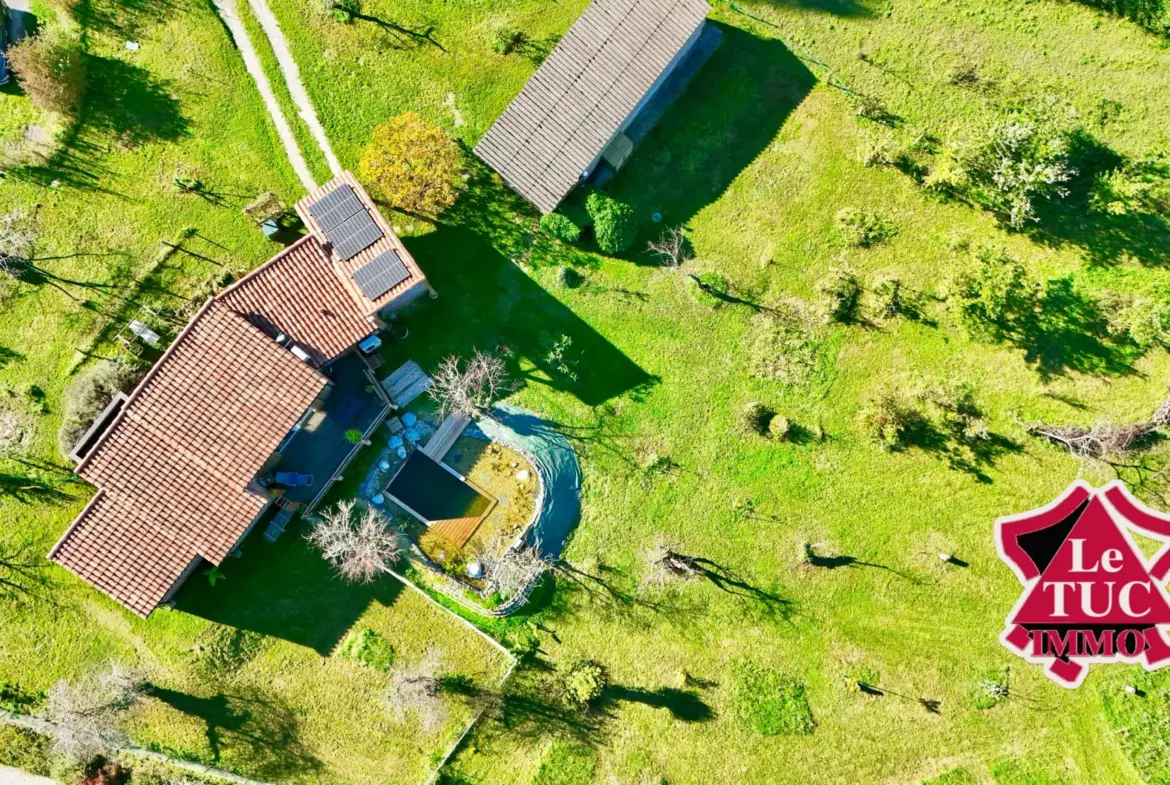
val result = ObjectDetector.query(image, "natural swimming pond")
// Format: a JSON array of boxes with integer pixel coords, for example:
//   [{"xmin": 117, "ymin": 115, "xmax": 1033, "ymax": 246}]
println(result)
[{"xmin": 385, "ymin": 451, "xmax": 494, "ymax": 547}]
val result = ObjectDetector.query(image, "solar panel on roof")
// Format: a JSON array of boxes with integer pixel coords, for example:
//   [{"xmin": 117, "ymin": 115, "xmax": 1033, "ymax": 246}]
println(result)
[
  {"xmin": 307, "ymin": 185, "xmax": 363, "ymax": 231},
  {"xmin": 328, "ymin": 210, "xmax": 383, "ymax": 260},
  {"xmin": 353, "ymin": 249, "xmax": 410, "ymax": 301}
]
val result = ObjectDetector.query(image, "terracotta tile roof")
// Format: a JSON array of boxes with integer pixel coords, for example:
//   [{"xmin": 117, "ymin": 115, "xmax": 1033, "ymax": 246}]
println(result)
[
  {"xmin": 294, "ymin": 172, "xmax": 432, "ymax": 316},
  {"xmin": 50, "ymin": 300, "xmax": 329, "ymax": 616},
  {"xmin": 475, "ymin": 0, "xmax": 710, "ymax": 213},
  {"xmin": 218, "ymin": 234, "xmax": 375, "ymax": 364},
  {"xmin": 50, "ymin": 171, "xmax": 429, "ymax": 617}
]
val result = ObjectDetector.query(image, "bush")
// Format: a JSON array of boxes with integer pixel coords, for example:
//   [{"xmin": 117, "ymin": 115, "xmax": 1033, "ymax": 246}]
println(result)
[
  {"xmin": 1082, "ymin": 0, "xmax": 1170, "ymax": 35},
  {"xmin": 746, "ymin": 299, "xmax": 823, "ymax": 385},
  {"xmin": 490, "ymin": 24, "xmax": 528, "ymax": 55},
  {"xmin": 768, "ymin": 415, "xmax": 792, "ymax": 441},
  {"xmin": 8, "ymin": 30, "xmax": 87, "ymax": 115},
  {"xmin": 0, "ymin": 726, "xmax": 52, "ymax": 775},
  {"xmin": 817, "ymin": 266, "xmax": 862, "ymax": 322},
  {"xmin": 57, "ymin": 361, "xmax": 140, "ymax": 458},
  {"xmin": 585, "ymin": 191, "xmax": 637, "ymax": 254},
  {"xmin": 554, "ymin": 265, "xmax": 582, "ymax": 289},
  {"xmin": 835, "ymin": 208, "xmax": 895, "ymax": 248},
  {"xmin": 950, "ymin": 248, "xmax": 1039, "ymax": 340},
  {"xmin": 316, "ymin": 0, "xmax": 359, "ymax": 22},
  {"xmin": 1090, "ymin": 155, "xmax": 1170, "ymax": 216},
  {"xmin": 967, "ymin": 667, "xmax": 1009, "ymax": 710},
  {"xmin": 338, "ymin": 628, "xmax": 396, "ymax": 671},
  {"xmin": 871, "ymin": 277, "xmax": 903, "ymax": 320},
  {"xmin": 961, "ymin": 117, "xmax": 1074, "ymax": 228},
  {"xmin": 540, "ymin": 212, "xmax": 581, "ymax": 243},
  {"xmin": 859, "ymin": 390, "xmax": 922, "ymax": 451},
  {"xmin": 741, "ymin": 402, "xmax": 774, "ymax": 437},
  {"xmin": 359, "ymin": 112, "xmax": 465, "ymax": 216},
  {"xmin": 732, "ymin": 663, "xmax": 814, "ymax": 736},
  {"xmin": 559, "ymin": 659, "xmax": 607, "ymax": 708}
]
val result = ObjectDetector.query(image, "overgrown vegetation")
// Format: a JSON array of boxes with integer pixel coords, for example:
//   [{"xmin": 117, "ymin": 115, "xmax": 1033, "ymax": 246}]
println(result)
[
  {"xmin": 585, "ymin": 191, "xmax": 637, "ymax": 254},
  {"xmin": 56, "ymin": 361, "xmax": 140, "ymax": 457}
]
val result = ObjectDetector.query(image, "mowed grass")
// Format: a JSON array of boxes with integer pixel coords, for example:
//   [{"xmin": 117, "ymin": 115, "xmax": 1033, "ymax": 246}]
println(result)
[
  {"xmin": 252, "ymin": 0, "xmax": 1170, "ymax": 783},
  {"xmin": 0, "ymin": 0, "xmax": 510, "ymax": 782}
]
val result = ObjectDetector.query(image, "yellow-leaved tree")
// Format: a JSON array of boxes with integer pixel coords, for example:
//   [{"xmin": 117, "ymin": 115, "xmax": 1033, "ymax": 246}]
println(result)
[{"xmin": 358, "ymin": 112, "xmax": 464, "ymax": 216}]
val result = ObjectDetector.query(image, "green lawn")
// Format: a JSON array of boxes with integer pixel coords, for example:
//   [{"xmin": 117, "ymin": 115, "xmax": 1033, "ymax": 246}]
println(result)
[
  {"xmin": 5, "ymin": 0, "xmax": 1170, "ymax": 783},
  {"xmin": 253, "ymin": 0, "xmax": 1170, "ymax": 782}
]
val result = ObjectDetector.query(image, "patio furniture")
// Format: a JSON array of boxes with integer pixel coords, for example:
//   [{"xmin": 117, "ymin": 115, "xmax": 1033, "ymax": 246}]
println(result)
[
  {"xmin": 381, "ymin": 360, "xmax": 431, "ymax": 407},
  {"xmin": 264, "ymin": 504, "xmax": 296, "ymax": 543},
  {"xmin": 274, "ymin": 472, "xmax": 313, "ymax": 487}
]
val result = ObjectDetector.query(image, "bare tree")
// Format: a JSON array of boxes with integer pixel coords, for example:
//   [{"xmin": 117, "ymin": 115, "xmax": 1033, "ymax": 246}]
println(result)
[
  {"xmin": 428, "ymin": 350, "xmax": 515, "ymax": 420},
  {"xmin": 477, "ymin": 533, "xmax": 552, "ymax": 599},
  {"xmin": 646, "ymin": 226, "xmax": 693, "ymax": 268},
  {"xmin": 1016, "ymin": 389, "xmax": 1170, "ymax": 460},
  {"xmin": 46, "ymin": 662, "xmax": 145, "ymax": 761},
  {"xmin": 384, "ymin": 646, "xmax": 447, "ymax": 733},
  {"xmin": 638, "ymin": 540, "xmax": 702, "ymax": 593},
  {"xmin": 306, "ymin": 500, "xmax": 407, "ymax": 583}
]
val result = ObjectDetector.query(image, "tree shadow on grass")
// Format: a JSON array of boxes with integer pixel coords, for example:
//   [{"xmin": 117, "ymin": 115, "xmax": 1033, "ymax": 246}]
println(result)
[
  {"xmin": 349, "ymin": 11, "xmax": 445, "ymax": 51},
  {"xmin": 607, "ymin": 26, "xmax": 816, "ymax": 248},
  {"xmin": 753, "ymin": 0, "xmax": 874, "ymax": 17},
  {"xmin": 0, "ymin": 472, "xmax": 77, "ymax": 504},
  {"xmin": 177, "ymin": 519, "xmax": 404, "ymax": 655},
  {"xmin": 73, "ymin": 0, "xmax": 178, "ymax": 38},
  {"xmin": 1025, "ymin": 131, "xmax": 1170, "ymax": 267},
  {"xmin": 600, "ymin": 685, "xmax": 714, "ymax": 722},
  {"xmin": 894, "ymin": 411, "xmax": 1022, "ymax": 484},
  {"xmin": 11, "ymin": 54, "xmax": 188, "ymax": 191},
  {"xmin": 804, "ymin": 544, "xmax": 920, "ymax": 583},
  {"xmin": 146, "ymin": 684, "xmax": 323, "ymax": 780}
]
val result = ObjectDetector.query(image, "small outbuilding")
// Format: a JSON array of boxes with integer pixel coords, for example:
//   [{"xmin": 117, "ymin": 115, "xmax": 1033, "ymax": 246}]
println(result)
[{"xmin": 475, "ymin": 0, "xmax": 718, "ymax": 214}]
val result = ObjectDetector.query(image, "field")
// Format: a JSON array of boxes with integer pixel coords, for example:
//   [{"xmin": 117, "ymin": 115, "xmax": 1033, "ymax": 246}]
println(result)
[{"xmin": 3, "ymin": 0, "xmax": 1170, "ymax": 783}]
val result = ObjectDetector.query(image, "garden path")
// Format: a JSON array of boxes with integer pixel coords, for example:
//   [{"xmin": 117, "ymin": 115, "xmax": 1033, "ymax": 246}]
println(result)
[{"xmin": 210, "ymin": 0, "xmax": 317, "ymax": 190}]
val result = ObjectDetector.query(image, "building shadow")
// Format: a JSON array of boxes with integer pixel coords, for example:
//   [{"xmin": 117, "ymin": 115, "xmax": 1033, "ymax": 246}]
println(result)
[
  {"xmin": 400, "ymin": 223, "xmax": 658, "ymax": 408},
  {"xmin": 146, "ymin": 684, "xmax": 323, "ymax": 780},
  {"xmin": 606, "ymin": 26, "xmax": 816, "ymax": 244},
  {"xmin": 176, "ymin": 518, "xmax": 404, "ymax": 655},
  {"xmin": 753, "ymin": 0, "xmax": 874, "ymax": 17}
]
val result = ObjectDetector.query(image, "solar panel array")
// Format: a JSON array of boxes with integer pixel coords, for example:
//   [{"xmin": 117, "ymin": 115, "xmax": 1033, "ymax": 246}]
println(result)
[
  {"xmin": 306, "ymin": 185, "xmax": 384, "ymax": 261},
  {"xmin": 353, "ymin": 249, "xmax": 409, "ymax": 301},
  {"xmin": 307, "ymin": 185, "xmax": 363, "ymax": 230}
]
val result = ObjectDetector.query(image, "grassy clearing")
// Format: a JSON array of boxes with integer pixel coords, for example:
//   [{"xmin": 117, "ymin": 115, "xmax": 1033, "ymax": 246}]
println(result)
[{"xmin": 243, "ymin": 0, "xmax": 1170, "ymax": 782}]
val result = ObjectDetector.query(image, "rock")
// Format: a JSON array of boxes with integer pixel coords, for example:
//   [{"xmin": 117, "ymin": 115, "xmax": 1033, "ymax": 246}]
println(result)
[
  {"xmin": 466, "ymin": 561, "xmax": 483, "ymax": 579},
  {"xmin": 516, "ymin": 469, "xmax": 531, "ymax": 481}
]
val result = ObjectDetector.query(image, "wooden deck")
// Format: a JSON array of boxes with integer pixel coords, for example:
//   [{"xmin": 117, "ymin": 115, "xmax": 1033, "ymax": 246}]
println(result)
[
  {"xmin": 421, "ymin": 412, "xmax": 471, "ymax": 461},
  {"xmin": 429, "ymin": 515, "xmax": 487, "ymax": 549},
  {"xmin": 381, "ymin": 360, "xmax": 431, "ymax": 407}
]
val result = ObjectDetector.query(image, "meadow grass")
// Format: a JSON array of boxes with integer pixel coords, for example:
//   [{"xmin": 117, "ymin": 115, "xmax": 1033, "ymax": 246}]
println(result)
[
  {"xmin": 250, "ymin": 0, "xmax": 1170, "ymax": 782},
  {"xmin": 3, "ymin": 0, "xmax": 1170, "ymax": 782}
]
